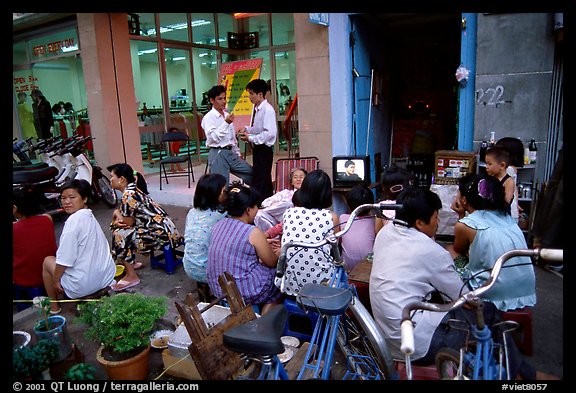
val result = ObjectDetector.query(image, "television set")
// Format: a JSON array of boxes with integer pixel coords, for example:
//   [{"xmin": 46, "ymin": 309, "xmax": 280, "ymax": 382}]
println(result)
[{"xmin": 332, "ymin": 155, "xmax": 371, "ymax": 188}]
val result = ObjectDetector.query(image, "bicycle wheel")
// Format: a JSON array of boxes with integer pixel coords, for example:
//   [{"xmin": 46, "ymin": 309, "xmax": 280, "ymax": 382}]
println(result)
[
  {"xmin": 435, "ymin": 347, "xmax": 471, "ymax": 380},
  {"xmin": 95, "ymin": 175, "xmax": 118, "ymax": 208},
  {"xmin": 336, "ymin": 298, "xmax": 397, "ymax": 380}
]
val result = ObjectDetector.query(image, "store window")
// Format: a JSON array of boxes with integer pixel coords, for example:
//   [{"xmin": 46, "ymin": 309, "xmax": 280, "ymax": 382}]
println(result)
[
  {"xmin": 164, "ymin": 47, "xmax": 198, "ymax": 141},
  {"xmin": 13, "ymin": 26, "xmax": 87, "ymax": 143},
  {"xmin": 272, "ymin": 14, "xmax": 295, "ymax": 45},
  {"xmin": 133, "ymin": 13, "xmax": 157, "ymax": 37},
  {"xmin": 191, "ymin": 13, "xmax": 216, "ymax": 45},
  {"xmin": 159, "ymin": 13, "xmax": 189, "ymax": 42},
  {"xmin": 246, "ymin": 14, "xmax": 270, "ymax": 47},
  {"xmin": 217, "ymin": 13, "xmax": 237, "ymax": 48},
  {"xmin": 131, "ymin": 39, "xmax": 164, "ymax": 152},
  {"xmin": 192, "ymin": 47, "xmax": 219, "ymax": 114}
]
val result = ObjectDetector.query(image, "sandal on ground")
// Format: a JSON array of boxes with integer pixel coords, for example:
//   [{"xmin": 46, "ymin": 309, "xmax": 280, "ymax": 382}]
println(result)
[
  {"xmin": 133, "ymin": 262, "xmax": 144, "ymax": 270},
  {"xmin": 49, "ymin": 307, "xmax": 62, "ymax": 315},
  {"xmin": 111, "ymin": 279, "xmax": 141, "ymax": 292}
]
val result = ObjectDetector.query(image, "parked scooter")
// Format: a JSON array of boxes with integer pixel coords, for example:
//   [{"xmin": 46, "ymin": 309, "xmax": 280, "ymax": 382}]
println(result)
[{"xmin": 12, "ymin": 135, "xmax": 118, "ymax": 216}]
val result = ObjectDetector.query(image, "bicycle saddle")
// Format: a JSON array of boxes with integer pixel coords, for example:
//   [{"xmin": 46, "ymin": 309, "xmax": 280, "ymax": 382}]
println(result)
[
  {"xmin": 297, "ymin": 284, "xmax": 353, "ymax": 316},
  {"xmin": 223, "ymin": 304, "xmax": 287, "ymax": 355}
]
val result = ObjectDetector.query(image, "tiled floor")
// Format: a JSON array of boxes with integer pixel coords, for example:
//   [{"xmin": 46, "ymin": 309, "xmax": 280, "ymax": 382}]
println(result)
[{"xmin": 143, "ymin": 151, "xmax": 291, "ymax": 208}]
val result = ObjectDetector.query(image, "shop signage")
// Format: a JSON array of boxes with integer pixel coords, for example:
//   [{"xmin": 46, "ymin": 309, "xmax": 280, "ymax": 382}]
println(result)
[
  {"xmin": 28, "ymin": 28, "xmax": 79, "ymax": 60},
  {"xmin": 308, "ymin": 13, "xmax": 329, "ymax": 27},
  {"xmin": 14, "ymin": 74, "xmax": 39, "ymax": 94},
  {"xmin": 218, "ymin": 58, "xmax": 263, "ymax": 131}
]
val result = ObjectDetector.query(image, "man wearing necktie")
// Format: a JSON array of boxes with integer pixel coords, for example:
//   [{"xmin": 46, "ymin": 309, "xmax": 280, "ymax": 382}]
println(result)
[{"xmin": 238, "ymin": 79, "xmax": 277, "ymax": 204}]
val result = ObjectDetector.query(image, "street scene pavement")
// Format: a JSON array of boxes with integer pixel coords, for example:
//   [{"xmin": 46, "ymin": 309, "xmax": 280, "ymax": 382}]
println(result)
[{"xmin": 13, "ymin": 197, "xmax": 563, "ymax": 380}]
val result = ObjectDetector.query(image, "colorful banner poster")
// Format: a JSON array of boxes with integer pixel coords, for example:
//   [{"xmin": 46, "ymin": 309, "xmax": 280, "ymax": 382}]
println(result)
[{"xmin": 218, "ymin": 58, "xmax": 263, "ymax": 131}]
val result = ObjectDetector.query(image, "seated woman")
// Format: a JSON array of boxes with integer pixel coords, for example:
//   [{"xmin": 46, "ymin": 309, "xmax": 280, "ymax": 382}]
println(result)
[
  {"xmin": 278, "ymin": 169, "xmax": 339, "ymax": 296},
  {"xmin": 13, "ymin": 187, "xmax": 57, "ymax": 306},
  {"xmin": 254, "ymin": 167, "xmax": 307, "ymax": 233},
  {"xmin": 339, "ymin": 184, "xmax": 376, "ymax": 272},
  {"xmin": 42, "ymin": 179, "xmax": 116, "ymax": 313},
  {"xmin": 108, "ymin": 163, "xmax": 182, "ymax": 291},
  {"xmin": 183, "ymin": 173, "xmax": 228, "ymax": 302},
  {"xmin": 206, "ymin": 182, "xmax": 282, "ymax": 314},
  {"xmin": 449, "ymin": 173, "xmax": 536, "ymax": 312}
]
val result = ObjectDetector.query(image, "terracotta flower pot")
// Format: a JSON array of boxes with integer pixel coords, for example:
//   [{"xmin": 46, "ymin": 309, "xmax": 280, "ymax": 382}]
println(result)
[{"xmin": 96, "ymin": 345, "xmax": 150, "ymax": 380}]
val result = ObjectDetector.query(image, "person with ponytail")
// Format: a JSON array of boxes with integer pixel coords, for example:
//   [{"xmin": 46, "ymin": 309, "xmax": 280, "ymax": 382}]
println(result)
[
  {"xmin": 449, "ymin": 173, "xmax": 536, "ymax": 312},
  {"xmin": 206, "ymin": 181, "xmax": 282, "ymax": 314},
  {"xmin": 107, "ymin": 163, "xmax": 182, "ymax": 291}
]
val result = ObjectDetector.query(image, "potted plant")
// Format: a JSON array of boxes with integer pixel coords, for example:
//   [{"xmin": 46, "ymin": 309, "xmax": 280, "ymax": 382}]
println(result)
[
  {"xmin": 64, "ymin": 363, "xmax": 97, "ymax": 380},
  {"xmin": 13, "ymin": 339, "xmax": 59, "ymax": 380},
  {"xmin": 77, "ymin": 293, "xmax": 168, "ymax": 380},
  {"xmin": 32, "ymin": 297, "xmax": 72, "ymax": 362}
]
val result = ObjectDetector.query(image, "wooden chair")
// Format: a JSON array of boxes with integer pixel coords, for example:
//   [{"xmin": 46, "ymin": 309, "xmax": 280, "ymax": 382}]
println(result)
[
  {"xmin": 174, "ymin": 272, "xmax": 257, "ymax": 380},
  {"xmin": 273, "ymin": 156, "xmax": 319, "ymax": 194}
]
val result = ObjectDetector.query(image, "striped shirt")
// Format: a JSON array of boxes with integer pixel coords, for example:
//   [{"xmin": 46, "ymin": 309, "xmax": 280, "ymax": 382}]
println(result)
[{"xmin": 207, "ymin": 218, "xmax": 281, "ymax": 305}]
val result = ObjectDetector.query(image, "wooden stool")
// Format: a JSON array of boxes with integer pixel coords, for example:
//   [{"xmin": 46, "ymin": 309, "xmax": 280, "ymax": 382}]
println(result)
[
  {"xmin": 501, "ymin": 307, "xmax": 534, "ymax": 356},
  {"xmin": 175, "ymin": 272, "xmax": 257, "ymax": 380}
]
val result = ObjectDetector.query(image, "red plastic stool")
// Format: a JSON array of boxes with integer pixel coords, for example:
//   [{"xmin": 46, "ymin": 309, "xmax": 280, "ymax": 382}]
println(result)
[
  {"xmin": 395, "ymin": 361, "xmax": 440, "ymax": 380},
  {"xmin": 150, "ymin": 241, "xmax": 184, "ymax": 274},
  {"xmin": 501, "ymin": 307, "xmax": 533, "ymax": 356}
]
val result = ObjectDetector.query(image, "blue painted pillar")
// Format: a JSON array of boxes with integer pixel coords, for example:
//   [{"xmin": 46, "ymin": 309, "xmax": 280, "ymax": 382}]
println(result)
[{"xmin": 457, "ymin": 13, "xmax": 477, "ymax": 152}]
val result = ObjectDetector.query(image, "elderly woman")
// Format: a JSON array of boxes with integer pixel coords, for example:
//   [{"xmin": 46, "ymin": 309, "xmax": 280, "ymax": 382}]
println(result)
[{"xmin": 108, "ymin": 163, "xmax": 182, "ymax": 291}]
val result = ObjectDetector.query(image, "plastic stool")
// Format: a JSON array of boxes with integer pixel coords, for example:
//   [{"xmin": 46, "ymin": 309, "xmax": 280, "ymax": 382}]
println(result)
[
  {"xmin": 13, "ymin": 285, "xmax": 46, "ymax": 311},
  {"xmin": 282, "ymin": 297, "xmax": 320, "ymax": 342},
  {"xmin": 150, "ymin": 241, "xmax": 184, "ymax": 274},
  {"xmin": 501, "ymin": 307, "xmax": 533, "ymax": 356}
]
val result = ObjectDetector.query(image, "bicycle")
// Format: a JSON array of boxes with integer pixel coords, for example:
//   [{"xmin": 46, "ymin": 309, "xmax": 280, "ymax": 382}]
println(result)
[
  {"xmin": 399, "ymin": 248, "xmax": 563, "ymax": 380},
  {"xmin": 223, "ymin": 202, "xmax": 403, "ymax": 380}
]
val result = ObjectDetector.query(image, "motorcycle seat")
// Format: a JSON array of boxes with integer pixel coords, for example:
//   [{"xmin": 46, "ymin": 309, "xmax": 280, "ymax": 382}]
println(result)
[{"xmin": 13, "ymin": 166, "xmax": 59, "ymax": 184}]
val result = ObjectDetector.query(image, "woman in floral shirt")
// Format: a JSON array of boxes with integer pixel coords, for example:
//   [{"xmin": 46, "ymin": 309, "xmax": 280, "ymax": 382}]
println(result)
[{"xmin": 107, "ymin": 163, "xmax": 182, "ymax": 291}]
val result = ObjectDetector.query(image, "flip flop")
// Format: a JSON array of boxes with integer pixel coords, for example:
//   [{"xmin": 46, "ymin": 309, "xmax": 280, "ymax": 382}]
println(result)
[
  {"xmin": 49, "ymin": 307, "xmax": 62, "ymax": 315},
  {"xmin": 111, "ymin": 279, "xmax": 141, "ymax": 292},
  {"xmin": 133, "ymin": 262, "xmax": 144, "ymax": 270}
]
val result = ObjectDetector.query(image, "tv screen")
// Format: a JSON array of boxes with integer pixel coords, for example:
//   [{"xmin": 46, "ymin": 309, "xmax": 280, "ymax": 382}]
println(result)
[{"xmin": 332, "ymin": 156, "xmax": 371, "ymax": 187}]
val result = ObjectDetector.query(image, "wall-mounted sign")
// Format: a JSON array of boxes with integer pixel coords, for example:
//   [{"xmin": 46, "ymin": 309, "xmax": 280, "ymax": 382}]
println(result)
[
  {"xmin": 28, "ymin": 28, "xmax": 79, "ymax": 60},
  {"xmin": 308, "ymin": 13, "xmax": 329, "ymax": 27}
]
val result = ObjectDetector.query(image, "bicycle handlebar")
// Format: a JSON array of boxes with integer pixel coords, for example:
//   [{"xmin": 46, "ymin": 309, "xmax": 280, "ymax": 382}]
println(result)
[
  {"xmin": 399, "ymin": 248, "xmax": 563, "ymax": 356},
  {"xmin": 276, "ymin": 202, "xmax": 403, "ymax": 281}
]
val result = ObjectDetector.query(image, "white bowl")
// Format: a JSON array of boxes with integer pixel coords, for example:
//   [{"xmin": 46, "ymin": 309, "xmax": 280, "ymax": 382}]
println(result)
[
  {"xmin": 150, "ymin": 329, "xmax": 173, "ymax": 349},
  {"xmin": 281, "ymin": 335, "xmax": 300, "ymax": 348},
  {"xmin": 278, "ymin": 346, "xmax": 294, "ymax": 364}
]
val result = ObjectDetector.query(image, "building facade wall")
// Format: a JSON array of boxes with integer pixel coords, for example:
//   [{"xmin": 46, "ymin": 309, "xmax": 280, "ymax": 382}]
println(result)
[
  {"xmin": 77, "ymin": 13, "xmax": 143, "ymax": 173},
  {"xmin": 474, "ymin": 13, "xmax": 557, "ymax": 182},
  {"xmin": 293, "ymin": 13, "xmax": 333, "ymax": 175}
]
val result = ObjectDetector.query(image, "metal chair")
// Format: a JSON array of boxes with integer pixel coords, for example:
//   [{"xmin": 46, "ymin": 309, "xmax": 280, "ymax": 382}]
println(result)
[{"xmin": 159, "ymin": 130, "xmax": 194, "ymax": 190}]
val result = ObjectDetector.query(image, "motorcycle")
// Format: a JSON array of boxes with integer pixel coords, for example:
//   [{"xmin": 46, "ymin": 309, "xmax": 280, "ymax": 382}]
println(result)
[{"xmin": 12, "ymin": 135, "xmax": 118, "ymax": 216}]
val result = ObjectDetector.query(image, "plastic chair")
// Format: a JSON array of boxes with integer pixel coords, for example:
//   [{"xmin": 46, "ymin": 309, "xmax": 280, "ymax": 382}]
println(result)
[
  {"xmin": 13, "ymin": 284, "xmax": 46, "ymax": 311},
  {"xmin": 274, "ymin": 156, "xmax": 319, "ymax": 193},
  {"xmin": 159, "ymin": 130, "xmax": 194, "ymax": 190},
  {"xmin": 150, "ymin": 240, "xmax": 184, "ymax": 274}
]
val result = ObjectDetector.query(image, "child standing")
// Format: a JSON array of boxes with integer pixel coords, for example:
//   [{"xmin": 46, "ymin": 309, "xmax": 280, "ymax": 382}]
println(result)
[
  {"xmin": 484, "ymin": 146, "xmax": 515, "ymax": 217},
  {"xmin": 495, "ymin": 137, "xmax": 525, "ymax": 223}
]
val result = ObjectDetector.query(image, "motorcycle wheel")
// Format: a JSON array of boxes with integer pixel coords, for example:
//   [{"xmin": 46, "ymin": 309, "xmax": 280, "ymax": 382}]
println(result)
[{"xmin": 94, "ymin": 175, "xmax": 118, "ymax": 208}]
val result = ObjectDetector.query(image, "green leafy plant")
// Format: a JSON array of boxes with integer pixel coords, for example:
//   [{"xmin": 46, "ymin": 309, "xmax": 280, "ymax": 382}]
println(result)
[
  {"xmin": 32, "ymin": 296, "xmax": 52, "ymax": 332},
  {"xmin": 78, "ymin": 293, "xmax": 168, "ymax": 355},
  {"xmin": 64, "ymin": 363, "xmax": 97, "ymax": 380},
  {"xmin": 13, "ymin": 339, "xmax": 59, "ymax": 380}
]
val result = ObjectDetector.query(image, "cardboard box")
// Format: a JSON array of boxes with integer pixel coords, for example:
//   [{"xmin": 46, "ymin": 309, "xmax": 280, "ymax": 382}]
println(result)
[{"xmin": 434, "ymin": 150, "xmax": 476, "ymax": 185}]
